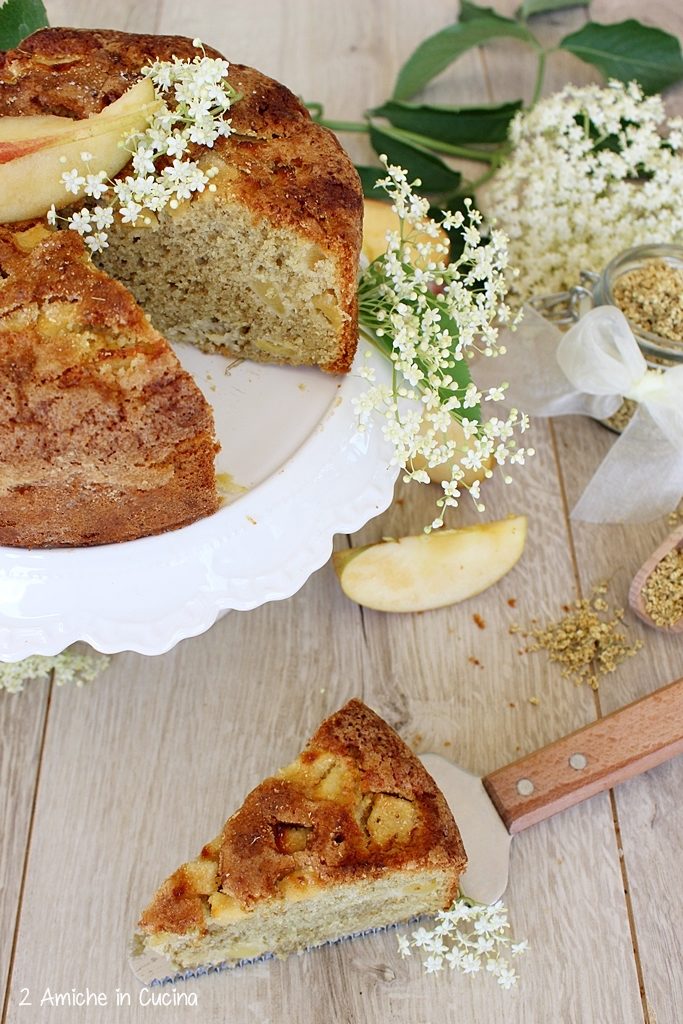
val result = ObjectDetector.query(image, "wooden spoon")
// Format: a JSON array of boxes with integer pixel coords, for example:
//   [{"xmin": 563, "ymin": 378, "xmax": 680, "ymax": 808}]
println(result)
[{"xmin": 629, "ymin": 524, "xmax": 683, "ymax": 633}]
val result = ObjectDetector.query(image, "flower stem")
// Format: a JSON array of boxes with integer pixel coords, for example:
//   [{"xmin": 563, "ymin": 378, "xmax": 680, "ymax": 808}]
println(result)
[
  {"xmin": 531, "ymin": 49, "xmax": 547, "ymax": 107},
  {"xmin": 468, "ymin": 148, "xmax": 509, "ymax": 193},
  {"xmin": 382, "ymin": 125, "xmax": 497, "ymax": 164},
  {"xmin": 316, "ymin": 118, "xmax": 369, "ymax": 133}
]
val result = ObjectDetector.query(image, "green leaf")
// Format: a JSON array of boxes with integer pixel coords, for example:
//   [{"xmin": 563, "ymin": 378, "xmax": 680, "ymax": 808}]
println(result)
[
  {"xmin": 459, "ymin": 1, "xmax": 503, "ymax": 22},
  {"xmin": 356, "ymin": 164, "xmax": 388, "ymax": 198},
  {"xmin": 392, "ymin": 17, "xmax": 538, "ymax": 100},
  {"xmin": 370, "ymin": 123, "xmax": 462, "ymax": 193},
  {"xmin": 371, "ymin": 99, "xmax": 522, "ymax": 145},
  {"xmin": 559, "ymin": 19, "xmax": 683, "ymax": 94},
  {"xmin": 519, "ymin": 0, "xmax": 588, "ymax": 17},
  {"xmin": 0, "ymin": 0, "xmax": 48, "ymax": 50}
]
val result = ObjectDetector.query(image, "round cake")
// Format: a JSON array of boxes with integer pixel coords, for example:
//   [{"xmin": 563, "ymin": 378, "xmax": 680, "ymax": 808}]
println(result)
[{"xmin": 0, "ymin": 29, "xmax": 363, "ymax": 547}]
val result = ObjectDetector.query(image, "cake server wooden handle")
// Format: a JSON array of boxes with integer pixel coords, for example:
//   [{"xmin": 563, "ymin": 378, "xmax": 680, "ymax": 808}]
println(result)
[{"xmin": 482, "ymin": 676, "xmax": 683, "ymax": 834}]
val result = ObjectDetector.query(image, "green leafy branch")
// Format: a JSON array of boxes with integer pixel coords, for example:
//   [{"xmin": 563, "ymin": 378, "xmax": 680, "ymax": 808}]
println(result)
[
  {"xmin": 308, "ymin": 0, "xmax": 683, "ymax": 213},
  {"xmin": 0, "ymin": 0, "xmax": 48, "ymax": 50}
]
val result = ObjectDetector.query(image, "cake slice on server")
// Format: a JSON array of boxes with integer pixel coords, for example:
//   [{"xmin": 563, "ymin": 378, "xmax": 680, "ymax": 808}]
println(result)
[{"xmin": 132, "ymin": 700, "xmax": 467, "ymax": 981}]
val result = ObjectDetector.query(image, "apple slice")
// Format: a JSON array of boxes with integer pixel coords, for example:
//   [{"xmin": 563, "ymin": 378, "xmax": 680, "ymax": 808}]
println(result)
[
  {"xmin": 362, "ymin": 198, "xmax": 449, "ymax": 267},
  {"xmin": 0, "ymin": 115, "xmax": 76, "ymax": 141},
  {"xmin": 0, "ymin": 114, "xmax": 80, "ymax": 162},
  {"xmin": 411, "ymin": 416, "xmax": 494, "ymax": 487},
  {"xmin": 0, "ymin": 77, "xmax": 159, "ymax": 223},
  {"xmin": 333, "ymin": 515, "xmax": 527, "ymax": 612}
]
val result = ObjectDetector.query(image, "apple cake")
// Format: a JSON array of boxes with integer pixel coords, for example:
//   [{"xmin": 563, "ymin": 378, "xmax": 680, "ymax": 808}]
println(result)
[
  {"xmin": 134, "ymin": 699, "xmax": 466, "ymax": 974},
  {"xmin": 0, "ymin": 28, "xmax": 362, "ymax": 547}
]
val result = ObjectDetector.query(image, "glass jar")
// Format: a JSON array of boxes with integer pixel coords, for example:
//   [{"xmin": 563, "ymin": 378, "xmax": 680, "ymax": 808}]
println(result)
[
  {"xmin": 530, "ymin": 242, "xmax": 683, "ymax": 431},
  {"xmin": 591, "ymin": 243, "xmax": 683, "ymax": 367}
]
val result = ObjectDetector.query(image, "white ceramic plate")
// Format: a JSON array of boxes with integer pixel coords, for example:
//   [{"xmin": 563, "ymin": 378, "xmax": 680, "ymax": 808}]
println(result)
[{"xmin": 0, "ymin": 346, "xmax": 397, "ymax": 661}]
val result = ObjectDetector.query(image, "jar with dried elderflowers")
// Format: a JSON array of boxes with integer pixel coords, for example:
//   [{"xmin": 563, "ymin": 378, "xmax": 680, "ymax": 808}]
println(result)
[{"xmin": 532, "ymin": 242, "xmax": 683, "ymax": 431}]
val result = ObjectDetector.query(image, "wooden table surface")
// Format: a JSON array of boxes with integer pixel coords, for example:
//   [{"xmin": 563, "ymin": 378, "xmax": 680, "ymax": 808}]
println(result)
[{"xmin": 2, "ymin": 1, "xmax": 682, "ymax": 1022}]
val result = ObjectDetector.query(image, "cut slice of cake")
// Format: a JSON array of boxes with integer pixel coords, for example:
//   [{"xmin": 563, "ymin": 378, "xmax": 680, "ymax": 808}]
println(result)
[
  {"xmin": 0, "ymin": 223, "xmax": 219, "ymax": 547},
  {"xmin": 134, "ymin": 699, "xmax": 466, "ymax": 974}
]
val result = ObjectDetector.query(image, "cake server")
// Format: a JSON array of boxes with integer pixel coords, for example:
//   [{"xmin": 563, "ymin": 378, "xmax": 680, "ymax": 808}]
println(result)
[{"xmin": 420, "ymin": 674, "xmax": 683, "ymax": 904}]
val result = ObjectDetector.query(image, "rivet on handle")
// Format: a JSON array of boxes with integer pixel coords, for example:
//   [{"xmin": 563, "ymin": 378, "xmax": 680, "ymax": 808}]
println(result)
[
  {"xmin": 516, "ymin": 778, "xmax": 534, "ymax": 796},
  {"xmin": 569, "ymin": 753, "xmax": 588, "ymax": 770}
]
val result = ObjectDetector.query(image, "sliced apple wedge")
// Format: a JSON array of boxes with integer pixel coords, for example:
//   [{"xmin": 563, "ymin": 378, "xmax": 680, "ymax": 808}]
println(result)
[
  {"xmin": 362, "ymin": 198, "xmax": 449, "ymax": 267},
  {"xmin": 0, "ymin": 77, "xmax": 159, "ymax": 223},
  {"xmin": 0, "ymin": 113, "xmax": 78, "ymax": 142},
  {"xmin": 333, "ymin": 515, "xmax": 527, "ymax": 612},
  {"xmin": 411, "ymin": 416, "xmax": 495, "ymax": 487},
  {"xmin": 0, "ymin": 115, "xmax": 81, "ymax": 162}
]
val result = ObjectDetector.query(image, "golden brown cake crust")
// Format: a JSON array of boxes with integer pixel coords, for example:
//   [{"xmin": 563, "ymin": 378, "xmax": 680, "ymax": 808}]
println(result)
[
  {"xmin": 140, "ymin": 700, "xmax": 466, "ymax": 935},
  {"xmin": 0, "ymin": 224, "xmax": 219, "ymax": 547},
  {"xmin": 0, "ymin": 28, "xmax": 362, "ymax": 373}
]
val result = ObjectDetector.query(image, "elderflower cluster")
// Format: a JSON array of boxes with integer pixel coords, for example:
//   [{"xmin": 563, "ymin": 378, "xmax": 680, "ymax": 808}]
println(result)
[
  {"xmin": 0, "ymin": 647, "xmax": 110, "ymax": 695},
  {"xmin": 48, "ymin": 41, "xmax": 237, "ymax": 252},
  {"xmin": 486, "ymin": 80, "xmax": 683, "ymax": 300},
  {"xmin": 397, "ymin": 897, "xmax": 528, "ymax": 989},
  {"xmin": 356, "ymin": 157, "xmax": 532, "ymax": 529}
]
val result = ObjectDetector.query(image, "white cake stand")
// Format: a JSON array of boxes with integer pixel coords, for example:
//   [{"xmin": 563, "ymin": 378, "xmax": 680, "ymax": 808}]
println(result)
[{"xmin": 0, "ymin": 346, "xmax": 397, "ymax": 661}]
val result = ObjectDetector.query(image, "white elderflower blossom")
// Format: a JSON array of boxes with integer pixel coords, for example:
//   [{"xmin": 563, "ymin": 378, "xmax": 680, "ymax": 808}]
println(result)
[
  {"xmin": 356, "ymin": 157, "xmax": 531, "ymax": 528},
  {"xmin": 50, "ymin": 42, "xmax": 237, "ymax": 247},
  {"xmin": 84, "ymin": 172, "xmax": 109, "ymax": 200},
  {"xmin": 398, "ymin": 895, "xmax": 527, "ymax": 989},
  {"xmin": 0, "ymin": 648, "xmax": 110, "ymax": 695},
  {"xmin": 68, "ymin": 209, "xmax": 92, "ymax": 235},
  {"xmin": 61, "ymin": 168, "xmax": 85, "ymax": 194},
  {"xmin": 487, "ymin": 80, "xmax": 683, "ymax": 300}
]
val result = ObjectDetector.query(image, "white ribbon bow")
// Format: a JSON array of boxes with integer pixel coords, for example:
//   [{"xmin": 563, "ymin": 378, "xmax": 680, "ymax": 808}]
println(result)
[{"xmin": 499, "ymin": 305, "xmax": 683, "ymax": 523}]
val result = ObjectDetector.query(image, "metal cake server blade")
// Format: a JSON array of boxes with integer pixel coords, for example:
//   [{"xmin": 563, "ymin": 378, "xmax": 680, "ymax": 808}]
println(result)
[
  {"xmin": 419, "ymin": 753, "xmax": 511, "ymax": 905},
  {"xmin": 421, "ymin": 674, "xmax": 683, "ymax": 904}
]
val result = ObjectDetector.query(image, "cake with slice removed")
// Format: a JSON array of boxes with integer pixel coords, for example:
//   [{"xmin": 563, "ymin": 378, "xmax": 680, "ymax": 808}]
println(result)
[
  {"xmin": 134, "ymin": 699, "xmax": 466, "ymax": 974},
  {"xmin": 0, "ymin": 28, "xmax": 363, "ymax": 547}
]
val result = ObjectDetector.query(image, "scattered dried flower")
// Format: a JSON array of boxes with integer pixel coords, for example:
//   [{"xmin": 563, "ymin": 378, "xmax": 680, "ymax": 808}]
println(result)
[{"xmin": 517, "ymin": 583, "xmax": 643, "ymax": 689}]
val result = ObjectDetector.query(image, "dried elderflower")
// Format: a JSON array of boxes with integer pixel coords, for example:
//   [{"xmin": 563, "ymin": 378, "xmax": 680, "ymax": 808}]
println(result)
[
  {"xmin": 641, "ymin": 549, "xmax": 683, "ymax": 627},
  {"xmin": 515, "ymin": 584, "xmax": 643, "ymax": 689},
  {"xmin": 613, "ymin": 260, "xmax": 683, "ymax": 344}
]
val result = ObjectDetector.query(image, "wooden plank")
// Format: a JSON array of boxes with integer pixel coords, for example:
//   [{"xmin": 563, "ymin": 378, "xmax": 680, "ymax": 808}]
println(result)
[
  {"xmin": 554, "ymin": 416, "xmax": 683, "ymax": 1024},
  {"xmin": 0, "ymin": 683, "xmax": 48, "ymax": 1012},
  {"xmin": 46, "ymin": 0, "xmax": 163, "ymax": 32},
  {"xmin": 484, "ymin": 1, "xmax": 683, "ymax": 1019},
  {"xmin": 4, "ymin": 564, "xmax": 368, "ymax": 1023},
  {"xmin": 331, "ymin": 1, "xmax": 644, "ymax": 1019}
]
